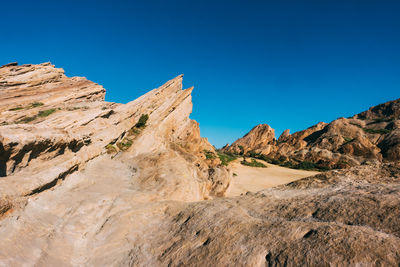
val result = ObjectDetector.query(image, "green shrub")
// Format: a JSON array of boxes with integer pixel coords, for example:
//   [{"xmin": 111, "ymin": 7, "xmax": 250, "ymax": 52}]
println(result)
[
  {"xmin": 38, "ymin": 108, "xmax": 56, "ymax": 117},
  {"xmin": 217, "ymin": 152, "xmax": 237, "ymax": 166},
  {"xmin": 271, "ymin": 158, "xmax": 282, "ymax": 165},
  {"xmin": 10, "ymin": 102, "xmax": 44, "ymax": 111},
  {"xmin": 135, "ymin": 114, "xmax": 149, "ymax": 128},
  {"xmin": 343, "ymin": 136, "xmax": 353, "ymax": 142},
  {"xmin": 203, "ymin": 150, "xmax": 216, "ymax": 160},
  {"xmin": 30, "ymin": 102, "xmax": 44, "ymax": 108},
  {"xmin": 317, "ymin": 166, "xmax": 330, "ymax": 171},
  {"xmin": 246, "ymin": 151, "xmax": 272, "ymax": 163},
  {"xmin": 105, "ymin": 144, "xmax": 117, "ymax": 154},
  {"xmin": 246, "ymin": 150, "xmax": 262, "ymax": 159},
  {"xmin": 9, "ymin": 106, "xmax": 24, "ymax": 111},
  {"xmin": 240, "ymin": 159, "xmax": 267, "ymax": 168},
  {"xmin": 367, "ymin": 118, "xmax": 393, "ymax": 125},
  {"xmin": 117, "ymin": 138, "xmax": 133, "ymax": 151},
  {"xmin": 16, "ymin": 116, "xmax": 37, "ymax": 123},
  {"xmin": 233, "ymin": 173, "xmax": 238, "ymax": 177},
  {"xmin": 280, "ymin": 161, "xmax": 295, "ymax": 168},
  {"xmin": 295, "ymin": 161, "xmax": 316, "ymax": 170}
]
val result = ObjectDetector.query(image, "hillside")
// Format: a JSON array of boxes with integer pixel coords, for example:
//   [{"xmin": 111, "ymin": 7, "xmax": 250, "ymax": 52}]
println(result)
[{"xmin": 222, "ymin": 98, "xmax": 400, "ymax": 170}]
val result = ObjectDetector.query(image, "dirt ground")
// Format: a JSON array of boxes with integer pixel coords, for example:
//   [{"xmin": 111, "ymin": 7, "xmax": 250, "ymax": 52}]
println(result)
[{"xmin": 226, "ymin": 158, "xmax": 319, "ymax": 197}]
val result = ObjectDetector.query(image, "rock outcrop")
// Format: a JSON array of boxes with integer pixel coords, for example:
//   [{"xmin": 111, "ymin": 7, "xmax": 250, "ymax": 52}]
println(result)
[
  {"xmin": 0, "ymin": 63, "xmax": 399, "ymax": 266},
  {"xmin": 151, "ymin": 162, "xmax": 400, "ymax": 266},
  {"xmin": 228, "ymin": 124, "xmax": 275, "ymax": 155},
  {"xmin": 223, "ymin": 98, "xmax": 400, "ymax": 169},
  {"xmin": 0, "ymin": 62, "xmax": 230, "ymax": 210}
]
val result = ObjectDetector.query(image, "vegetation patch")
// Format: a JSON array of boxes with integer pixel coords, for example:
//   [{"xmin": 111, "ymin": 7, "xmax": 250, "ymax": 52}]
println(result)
[
  {"xmin": 128, "ymin": 127, "xmax": 141, "ymax": 136},
  {"xmin": 246, "ymin": 151, "xmax": 284, "ymax": 165},
  {"xmin": 240, "ymin": 159, "xmax": 267, "ymax": 168},
  {"xmin": 349, "ymin": 122, "xmax": 391, "ymax": 135},
  {"xmin": 38, "ymin": 108, "xmax": 56, "ymax": 117},
  {"xmin": 246, "ymin": 151, "xmax": 272, "ymax": 162},
  {"xmin": 9, "ymin": 102, "xmax": 44, "ymax": 111},
  {"xmin": 16, "ymin": 115, "xmax": 37, "ymax": 124},
  {"xmin": 135, "ymin": 114, "xmax": 149, "ymax": 128},
  {"xmin": 105, "ymin": 144, "xmax": 117, "ymax": 154},
  {"xmin": 294, "ymin": 161, "xmax": 316, "ymax": 170},
  {"xmin": 363, "ymin": 128, "xmax": 391, "ymax": 135},
  {"xmin": 238, "ymin": 145, "xmax": 245, "ymax": 155},
  {"xmin": 233, "ymin": 149, "xmax": 330, "ymax": 171},
  {"xmin": 280, "ymin": 161, "xmax": 295, "ymax": 168},
  {"xmin": 67, "ymin": 107, "xmax": 81, "ymax": 111},
  {"xmin": 203, "ymin": 150, "xmax": 216, "ymax": 160},
  {"xmin": 30, "ymin": 102, "xmax": 44, "ymax": 108},
  {"xmin": 343, "ymin": 136, "xmax": 353, "ymax": 142},
  {"xmin": 117, "ymin": 138, "xmax": 133, "ymax": 151},
  {"xmin": 9, "ymin": 106, "xmax": 24, "ymax": 111},
  {"xmin": 217, "ymin": 152, "xmax": 237, "ymax": 166},
  {"xmin": 367, "ymin": 118, "xmax": 393, "ymax": 125}
]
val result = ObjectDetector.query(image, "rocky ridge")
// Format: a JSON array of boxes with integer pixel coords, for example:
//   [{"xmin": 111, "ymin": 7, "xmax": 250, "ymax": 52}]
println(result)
[
  {"xmin": 223, "ymin": 98, "xmax": 400, "ymax": 169},
  {"xmin": 0, "ymin": 62, "xmax": 230, "ymax": 213}
]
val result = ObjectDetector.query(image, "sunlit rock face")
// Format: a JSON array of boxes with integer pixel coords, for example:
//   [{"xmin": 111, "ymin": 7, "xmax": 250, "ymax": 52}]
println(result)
[
  {"xmin": 223, "ymin": 98, "xmax": 400, "ymax": 170},
  {"xmin": 0, "ymin": 63, "xmax": 399, "ymax": 266}
]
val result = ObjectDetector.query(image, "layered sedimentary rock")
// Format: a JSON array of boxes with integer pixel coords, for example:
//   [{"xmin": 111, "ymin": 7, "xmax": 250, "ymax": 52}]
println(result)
[
  {"xmin": 223, "ymin": 98, "xmax": 400, "ymax": 169},
  {"xmin": 0, "ymin": 62, "xmax": 230, "ymax": 213},
  {"xmin": 0, "ymin": 63, "xmax": 399, "ymax": 266},
  {"xmin": 227, "ymin": 124, "xmax": 275, "ymax": 155}
]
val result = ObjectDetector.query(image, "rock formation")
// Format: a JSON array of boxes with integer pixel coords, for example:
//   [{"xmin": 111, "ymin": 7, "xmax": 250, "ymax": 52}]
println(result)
[
  {"xmin": 227, "ymin": 124, "xmax": 276, "ymax": 155},
  {"xmin": 0, "ymin": 62, "xmax": 399, "ymax": 266},
  {"xmin": 0, "ymin": 62, "xmax": 230, "ymax": 214},
  {"xmin": 223, "ymin": 99, "xmax": 400, "ymax": 169}
]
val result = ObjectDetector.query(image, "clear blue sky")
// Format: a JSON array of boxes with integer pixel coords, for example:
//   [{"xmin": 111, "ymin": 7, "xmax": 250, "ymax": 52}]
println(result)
[{"xmin": 2, "ymin": 0, "xmax": 400, "ymax": 147}]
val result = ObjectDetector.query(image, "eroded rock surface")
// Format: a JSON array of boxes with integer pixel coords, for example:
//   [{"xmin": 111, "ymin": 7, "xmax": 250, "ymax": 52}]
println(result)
[
  {"xmin": 0, "ymin": 63, "xmax": 399, "ymax": 266},
  {"xmin": 0, "ymin": 62, "xmax": 230, "ymax": 213},
  {"xmin": 228, "ymin": 124, "xmax": 276, "ymax": 155}
]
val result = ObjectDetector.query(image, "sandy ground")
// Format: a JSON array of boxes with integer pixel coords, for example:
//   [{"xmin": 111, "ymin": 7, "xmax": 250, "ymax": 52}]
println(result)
[{"xmin": 226, "ymin": 158, "xmax": 319, "ymax": 197}]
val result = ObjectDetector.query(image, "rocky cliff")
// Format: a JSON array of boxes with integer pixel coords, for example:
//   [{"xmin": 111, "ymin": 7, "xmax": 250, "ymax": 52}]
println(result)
[
  {"xmin": 0, "ymin": 63, "xmax": 399, "ymax": 266},
  {"xmin": 0, "ymin": 62, "xmax": 230, "ymax": 213},
  {"xmin": 223, "ymin": 98, "xmax": 400, "ymax": 169}
]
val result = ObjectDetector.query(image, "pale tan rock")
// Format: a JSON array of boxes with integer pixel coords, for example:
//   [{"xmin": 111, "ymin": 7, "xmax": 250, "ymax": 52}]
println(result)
[
  {"xmin": 0, "ymin": 63, "xmax": 399, "ymax": 266},
  {"xmin": 225, "ymin": 124, "xmax": 275, "ymax": 154},
  {"xmin": 278, "ymin": 129, "xmax": 290, "ymax": 142},
  {"xmin": 0, "ymin": 62, "xmax": 105, "ymax": 125},
  {"xmin": 0, "ymin": 63, "xmax": 230, "ymax": 201}
]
